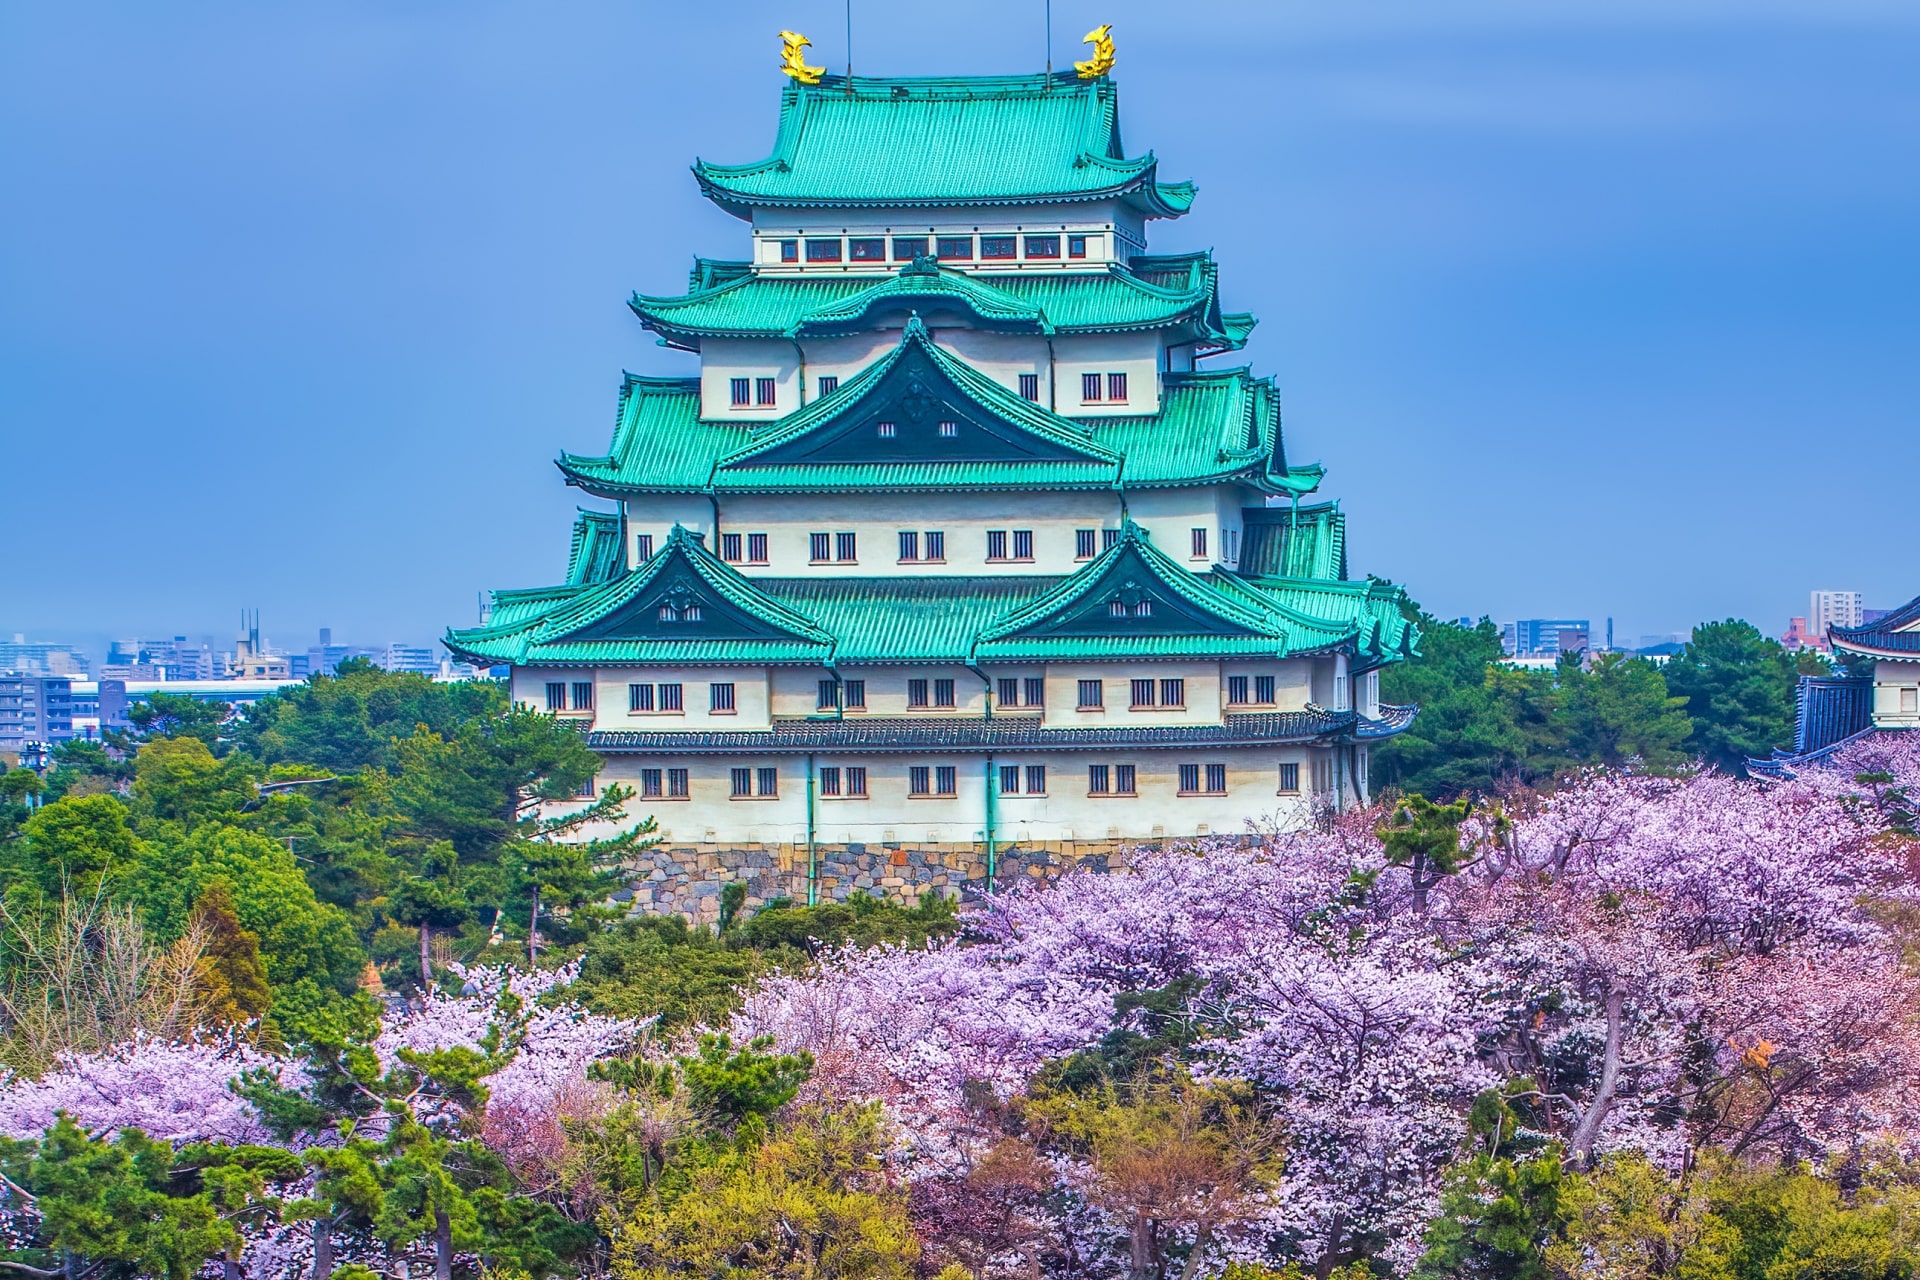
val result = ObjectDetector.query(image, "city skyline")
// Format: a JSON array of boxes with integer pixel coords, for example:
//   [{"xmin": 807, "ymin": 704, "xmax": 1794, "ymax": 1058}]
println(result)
[{"xmin": 4, "ymin": 1, "xmax": 1916, "ymax": 641}]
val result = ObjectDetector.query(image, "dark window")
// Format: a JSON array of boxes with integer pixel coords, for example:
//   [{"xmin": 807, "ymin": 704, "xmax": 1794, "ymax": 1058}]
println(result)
[
  {"xmin": 818, "ymin": 375, "xmax": 839, "ymax": 396},
  {"xmin": 1103, "ymin": 528, "xmax": 1120, "ymax": 550},
  {"xmin": 641, "ymin": 768, "xmax": 663, "ymax": 798},
  {"xmin": 846, "ymin": 766, "xmax": 868, "ymax": 796},
  {"xmin": 848, "ymin": 237, "xmax": 885, "ymax": 261},
  {"xmin": 1088, "ymin": 764, "xmax": 1111, "ymax": 794},
  {"xmin": 747, "ymin": 533, "xmax": 768, "ymax": 563},
  {"xmin": 1076, "ymin": 528, "xmax": 1097, "ymax": 558},
  {"xmin": 757, "ymin": 766, "xmax": 778, "ymax": 796},
  {"xmin": 935, "ymin": 235, "xmax": 973, "ymax": 259},
  {"xmin": 910, "ymin": 765, "xmax": 931, "ymax": 796},
  {"xmin": 669, "ymin": 767, "xmax": 689, "ymax": 797},
  {"xmin": 1256, "ymin": 675, "xmax": 1276, "ymax": 704},
  {"xmin": 933, "ymin": 678, "xmax": 955, "ymax": 708},
  {"xmin": 1000, "ymin": 763, "xmax": 1020, "ymax": 793},
  {"xmin": 908, "ymin": 678, "xmax": 930, "ymax": 708},
  {"xmin": 1115, "ymin": 764, "xmax": 1136, "ymax": 794},
  {"xmin": 1012, "ymin": 529, "xmax": 1033, "ymax": 559},
  {"xmin": 810, "ymin": 532, "xmax": 831, "ymax": 561},
  {"xmin": 545, "ymin": 682, "xmax": 566, "ymax": 712},
  {"xmin": 710, "ymin": 682, "xmax": 736, "ymax": 712},
  {"xmin": 1078, "ymin": 679, "xmax": 1103, "ymax": 709},
  {"xmin": 805, "ymin": 239, "xmax": 843, "ymax": 262},
  {"xmin": 1019, "ymin": 373, "xmax": 1039, "ymax": 401},
  {"xmin": 755, "ymin": 377, "xmax": 777, "ymax": 406},
  {"xmin": 1191, "ymin": 527, "xmax": 1208, "ymax": 558},
  {"xmin": 721, "ymin": 532, "xmax": 742, "ymax": 562},
  {"xmin": 630, "ymin": 683, "xmax": 654, "ymax": 712},
  {"xmin": 924, "ymin": 531, "xmax": 945, "ymax": 560},
  {"xmin": 1026, "ymin": 764, "xmax": 1047, "ymax": 794},
  {"xmin": 730, "ymin": 377, "xmax": 751, "ymax": 406},
  {"xmin": 892, "ymin": 236, "xmax": 928, "ymax": 260},
  {"xmin": 835, "ymin": 531, "xmax": 857, "ymax": 561},
  {"xmin": 1161, "ymin": 678, "xmax": 1185, "ymax": 707},
  {"xmin": 1131, "ymin": 679, "xmax": 1156, "ymax": 708},
  {"xmin": 577, "ymin": 776, "xmax": 595, "ymax": 798},
  {"xmin": 779, "ymin": 239, "xmax": 798, "ymax": 262},
  {"xmin": 898, "ymin": 530, "xmax": 919, "ymax": 561},
  {"xmin": 1082, "ymin": 372, "xmax": 1103, "ymax": 401},
  {"xmin": 998, "ymin": 677, "xmax": 1020, "ymax": 706},
  {"xmin": 980, "ymin": 235, "xmax": 1016, "ymax": 259},
  {"xmin": 731, "ymin": 767, "xmax": 752, "ymax": 797},
  {"xmin": 818, "ymin": 679, "xmax": 840, "ymax": 710},
  {"xmin": 1024, "ymin": 235, "xmax": 1060, "ymax": 258},
  {"xmin": 986, "ymin": 530, "xmax": 1008, "ymax": 560},
  {"xmin": 1068, "ymin": 234, "xmax": 1087, "ymax": 258},
  {"xmin": 844, "ymin": 679, "xmax": 866, "ymax": 709},
  {"xmin": 1206, "ymin": 763, "xmax": 1227, "ymax": 794},
  {"xmin": 820, "ymin": 766, "xmax": 841, "ymax": 796},
  {"xmin": 876, "ymin": 421, "xmax": 896, "ymax": 438},
  {"xmin": 1228, "ymin": 675, "xmax": 1249, "ymax": 705},
  {"xmin": 1179, "ymin": 763, "xmax": 1200, "ymax": 793},
  {"xmin": 1023, "ymin": 676, "xmax": 1044, "ymax": 706},
  {"xmin": 636, "ymin": 534, "xmax": 654, "ymax": 561},
  {"xmin": 571, "ymin": 682, "xmax": 593, "ymax": 711},
  {"xmin": 1109, "ymin": 600, "xmax": 1126, "ymax": 618},
  {"xmin": 1279, "ymin": 762, "xmax": 1300, "ymax": 794},
  {"xmin": 938, "ymin": 420, "xmax": 958, "ymax": 438},
  {"xmin": 659, "ymin": 682, "xmax": 683, "ymax": 711},
  {"xmin": 935, "ymin": 765, "xmax": 957, "ymax": 795},
  {"xmin": 1108, "ymin": 372, "xmax": 1128, "ymax": 402}
]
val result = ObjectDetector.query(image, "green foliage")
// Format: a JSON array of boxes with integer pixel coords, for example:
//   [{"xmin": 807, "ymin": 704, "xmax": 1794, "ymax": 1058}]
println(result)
[
  {"xmin": 127, "ymin": 691, "xmax": 230, "ymax": 748},
  {"xmin": 726, "ymin": 889, "xmax": 959, "ymax": 955},
  {"xmin": 129, "ymin": 735, "xmax": 258, "ymax": 831},
  {"xmin": 1553, "ymin": 652, "xmax": 1693, "ymax": 773},
  {"xmin": 572, "ymin": 916, "xmax": 774, "ymax": 1032},
  {"xmin": 186, "ymin": 881, "xmax": 274, "ymax": 1031},
  {"xmin": 679, "ymin": 1034, "xmax": 815, "ymax": 1128},
  {"xmin": 229, "ymin": 660, "xmax": 506, "ymax": 773},
  {"xmin": 10, "ymin": 793, "xmax": 141, "ymax": 899},
  {"xmin": 42, "ymin": 735, "xmax": 136, "ymax": 801},
  {"xmin": 1378, "ymin": 794, "xmax": 1476, "ymax": 910},
  {"xmin": 1661, "ymin": 620, "xmax": 1800, "ymax": 776}
]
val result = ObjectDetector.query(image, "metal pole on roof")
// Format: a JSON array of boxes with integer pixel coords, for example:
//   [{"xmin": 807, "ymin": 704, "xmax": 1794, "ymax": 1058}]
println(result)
[
  {"xmin": 1046, "ymin": 0, "xmax": 1053, "ymax": 81},
  {"xmin": 846, "ymin": 0, "xmax": 853, "ymax": 92}
]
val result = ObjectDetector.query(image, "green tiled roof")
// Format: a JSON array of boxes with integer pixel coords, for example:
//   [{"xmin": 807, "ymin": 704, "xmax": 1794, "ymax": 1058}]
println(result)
[
  {"xmin": 1240, "ymin": 502, "xmax": 1346, "ymax": 580},
  {"xmin": 451, "ymin": 523, "xmax": 1419, "ymax": 672},
  {"xmin": 565, "ymin": 509, "xmax": 626, "ymax": 587},
  {"xmin": 630, "ymin": 254, "xmax": 1248, "ymax": 350},
  {"xmin": 692, "ymin": 73, "xmax": 1195, "ymax": 220},
  {"xmin": 557, "ymin": 334, "xmax": 1312, "ymax": 498}
]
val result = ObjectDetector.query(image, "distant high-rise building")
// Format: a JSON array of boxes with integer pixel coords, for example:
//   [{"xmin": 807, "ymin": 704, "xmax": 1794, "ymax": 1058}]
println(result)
[
  {"xmin": 0, "ymin": 637, "xmax": 90, "ymax": 678},
  {"xmin": 380, "ymin": 644, "xmax": 440, "ymax": 676},
  {"xmin": 1811, "ymin": 590, "xmax": 1865, "ymax": 635},
  {"xmin": 0, "ymin": 675, "xmax": 74, "ymax": 749},
  {"xmin": 1501, "ymin": 619, "xmax": 1591, "ymax": 659}
]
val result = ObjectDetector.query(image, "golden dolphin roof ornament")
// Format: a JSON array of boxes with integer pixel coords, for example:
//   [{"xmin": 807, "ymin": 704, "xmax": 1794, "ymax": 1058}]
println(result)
[
  {"xmin": 1075, "ymin": 24, "xmax": 1115, "ymax": 79},
  {"xmin": 778, "ymin": 30, "xmax": 824, "ymax": 85}
]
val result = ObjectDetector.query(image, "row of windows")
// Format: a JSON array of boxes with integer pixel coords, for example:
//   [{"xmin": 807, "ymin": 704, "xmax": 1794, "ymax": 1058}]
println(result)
[
  {"xmin": 775, "ymin": 233, "xmax": 1095, "ymax": 264},
  {"xmin": 649, "ymin": 526, "xmax": 1217, "ymax": 568},
  {"xmin": 567, "ymin": 673, "xmax": 1289, "ymax": 717},
  {"xmin": 731, "ymin": 369, "xmax": 1120, "ymax": 411},
  {"xmin": 631, "ymin": 760, "xmax": 1306, "ymax": 800}
]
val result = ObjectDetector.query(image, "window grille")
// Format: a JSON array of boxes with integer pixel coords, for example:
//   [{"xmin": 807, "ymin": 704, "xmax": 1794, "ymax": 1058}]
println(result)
[{"xmin": 709, "ymin": 682, "xmax": 736, "ymax": 712}]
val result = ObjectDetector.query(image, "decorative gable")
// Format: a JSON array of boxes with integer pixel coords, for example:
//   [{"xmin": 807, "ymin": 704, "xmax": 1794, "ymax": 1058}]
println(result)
[{"xmin": 718, "ymin": 318, "xmax": 1117, "ymax": 472}]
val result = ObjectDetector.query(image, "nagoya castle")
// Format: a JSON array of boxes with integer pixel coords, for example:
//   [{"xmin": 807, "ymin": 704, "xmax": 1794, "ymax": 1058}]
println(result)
[{"xmin": 446, "ymin": 36, "xmax": 1420, "ymax": 913}]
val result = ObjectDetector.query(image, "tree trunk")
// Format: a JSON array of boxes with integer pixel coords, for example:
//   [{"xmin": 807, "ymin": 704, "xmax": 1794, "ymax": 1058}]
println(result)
[
  {"xmin": 528, "ymin": 887, "xmax": 540, "ymax": 965},
  {"xmin": 311, "ymin": 1217, "xmax": 332, "ymax": 1280},
  {"xmin": 434, "ymin": 1208, "xmax": 453, "ymax": 1280},
  {"xmin": 1128, "ymin": 1213, "xmax": 1155, "ymax": 1280},
  {"xmin": 1177, "ymin": 1223, "xmax": 1214, "ymax": 1280},
  {"xmin": 1570, "ymin": 986, "xmax": 1625, "ymax": 1165},
  {"xmin": 223, "ymin": 1250, "xmax": 242, "ymax": 1280},
  {"xmin": 419, "ymin": 922, "xmax": 432, "ymax": 989}
]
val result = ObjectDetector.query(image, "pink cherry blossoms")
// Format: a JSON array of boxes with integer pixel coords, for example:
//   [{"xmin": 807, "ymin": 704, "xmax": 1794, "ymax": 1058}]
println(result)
[{"xmin": 0, "ymin": 1035, "xmax": 299, "ymax": 1145}]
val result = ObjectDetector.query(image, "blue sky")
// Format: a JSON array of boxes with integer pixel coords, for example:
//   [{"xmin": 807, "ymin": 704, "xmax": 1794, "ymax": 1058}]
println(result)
[{"xmin": 3, "ymin": 1, "xmax": 1916, "ymax": 653}]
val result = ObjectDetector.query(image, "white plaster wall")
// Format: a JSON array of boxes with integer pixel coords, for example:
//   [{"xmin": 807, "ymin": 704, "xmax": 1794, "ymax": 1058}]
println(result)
[
  {"xmin": 700, "ymin": 338, "xmax": 801, "ymax": 420},
  {"xmin": 1220, "ymin": 659, "xmax": 1318, "ymax": 712},
  {"xmin": 622, "ymin": 496, "xmax": 715, "ymax": 568},
  {"xmin": 584, "ymin": 745, "xmax": 1320, "ymax": 846},
  {"xmin": 592, "ymin": 667, "xmax": 773, "ymax": 730},
  {"xmin": 1121, "ymin": 488, "xmax": 1220, "ymax": 567},
  {"xmin": 1874, "ymin": 659, "xmax": 1920, "ymax": 727},
  {"xmin": 1040, "ymin": 662, "xmax": 1223, "ymax": 727},
  {"xmin": 1051, "ymin": 331, "xmax": 1165, "ymax": 418},
  {"xmin": 713, "ymin": 490, "xmax": 1124, "ymax": 578}
]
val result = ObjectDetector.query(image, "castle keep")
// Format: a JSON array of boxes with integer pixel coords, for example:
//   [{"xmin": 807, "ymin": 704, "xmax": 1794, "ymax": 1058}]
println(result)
[{"xmin": 445, "ymin": 60, "xmax": 1419, "ymax": 910}]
